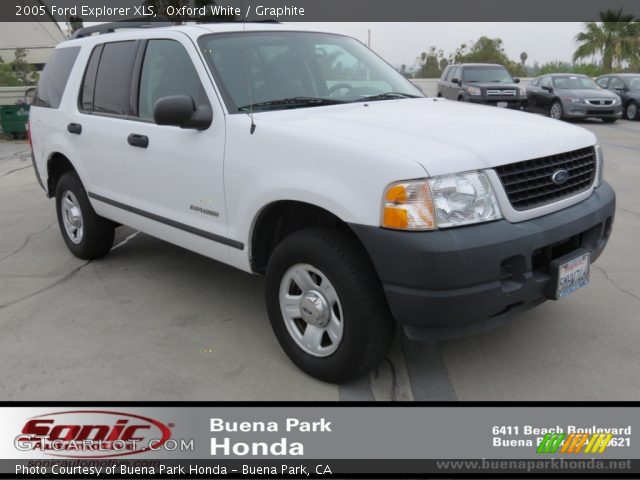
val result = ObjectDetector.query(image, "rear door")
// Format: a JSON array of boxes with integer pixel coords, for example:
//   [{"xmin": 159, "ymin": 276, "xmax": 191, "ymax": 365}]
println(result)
[
  {"xmin": 77, "ymin": 32, "xmax": 231, "ymax": 263},
  {"xmin": 445, "ymin": 67, "xmax": 460, "ymax": 99}
]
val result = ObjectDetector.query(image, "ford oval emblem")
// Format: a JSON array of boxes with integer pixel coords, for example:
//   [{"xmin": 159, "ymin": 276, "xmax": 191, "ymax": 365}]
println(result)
[{"xmin": 551, "ymin": 169, "xmax": 569, "ymax": 185}]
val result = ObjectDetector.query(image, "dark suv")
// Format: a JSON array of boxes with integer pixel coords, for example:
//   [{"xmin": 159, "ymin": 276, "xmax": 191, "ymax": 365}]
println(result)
[{"xmin": 437, "ymin": 63, "xmax": 527, "ymax": 109}]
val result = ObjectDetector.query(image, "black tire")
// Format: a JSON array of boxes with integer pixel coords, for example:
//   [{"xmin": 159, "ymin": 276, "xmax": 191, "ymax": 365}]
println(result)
[
  {"xmin": 624, "ymin": 101, "xmax": 638, "ymax": 120},
  {"xmin": 265, "ymin": 227, "xmax": 395, "ymax": 383},
  {"xmin": 601, "ymin": 118, "xmax": 618, "ymax": 124},
  {"xmin": 549, "ymin": 100, "xmax": 563, "ymax": 120},
  {"xmin": 55, "ymin": 171, "xmax": 115, "ymax": 260}
]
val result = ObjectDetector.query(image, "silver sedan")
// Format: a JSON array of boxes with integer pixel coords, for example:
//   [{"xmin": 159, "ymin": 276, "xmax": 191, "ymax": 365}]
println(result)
[{"xmin": 526, "ymin": 74, "xmax": 622, "ymax": 123}]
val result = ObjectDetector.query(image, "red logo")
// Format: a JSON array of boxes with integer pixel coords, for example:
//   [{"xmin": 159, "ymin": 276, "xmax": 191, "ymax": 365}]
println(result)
[{"xmin": 17, "ymin": 410, "xmax": 172, "ymax": 458}]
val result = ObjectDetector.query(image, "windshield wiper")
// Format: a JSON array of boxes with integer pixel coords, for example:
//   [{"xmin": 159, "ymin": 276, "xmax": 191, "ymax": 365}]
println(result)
[
  {"xmin": 356, "ymin": 92, "xmax": 421, "ymax": 102},
  {"xmin": 238, "ymin": 97, "xmax": 345, "ymax": 112}
]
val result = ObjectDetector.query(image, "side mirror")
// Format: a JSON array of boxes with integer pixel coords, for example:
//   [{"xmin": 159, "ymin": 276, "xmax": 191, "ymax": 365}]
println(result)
[
  {"xmin": 541, "ymin": 85, "xmax": 552, "ymax": 92},
  {"xmin": 452, "ymin": 78, "xmax": 461, "ymax": 86},
  {"xmin": 153, "ymin": 95, "xmax": 212, "ymax": 130},
  {"xmin": 514, "ymin": 78, "xmax": 521, "ymax": 84}
]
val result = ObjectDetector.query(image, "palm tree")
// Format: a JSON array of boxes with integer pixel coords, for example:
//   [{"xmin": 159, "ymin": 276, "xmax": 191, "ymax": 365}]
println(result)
[
  {"xmin": 573, "ymin": 9, "xmax": 640, "ymax": 72},
  {"xmin": 520, "ymin": 52, "xmax": 528, "ymax": 66}
]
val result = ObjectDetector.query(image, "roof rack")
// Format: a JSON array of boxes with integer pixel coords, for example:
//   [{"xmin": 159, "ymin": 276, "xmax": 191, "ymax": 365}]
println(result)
[{"xmin": 70, "ymin": 19, "xmax": 172, "ymax": 39}]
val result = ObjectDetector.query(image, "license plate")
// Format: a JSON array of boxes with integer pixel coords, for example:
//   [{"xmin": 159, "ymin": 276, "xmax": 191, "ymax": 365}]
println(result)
[
  {"xmin": 556, "ymin": 252, "xmax": 590, "ymax": 299},
  {"xmin": 497, "ymin": 101, "xmax": 508, "ymax": 108}
]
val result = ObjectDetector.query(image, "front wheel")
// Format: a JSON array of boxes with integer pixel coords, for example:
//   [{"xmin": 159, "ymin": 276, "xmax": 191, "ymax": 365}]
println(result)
[
  {"xmin": 624, "ymin": 101, "xmax": 638, "ymax": 120},
  {"xmin": 55, "ymin": 171, "xmax": 115, "ymax": 259},
  {"xmin": 265, "ymin": 228, "xmax": 395, "ymax": 383},
  {"xmin": 549, "ymin": 101, "xmax": 563, "ymax": 120}
]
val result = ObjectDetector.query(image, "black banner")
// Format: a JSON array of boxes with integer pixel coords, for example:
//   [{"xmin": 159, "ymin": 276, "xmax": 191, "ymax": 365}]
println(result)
[{"xmin": 4, "ymin": 0, "xmax": 640, "ymax": 23}]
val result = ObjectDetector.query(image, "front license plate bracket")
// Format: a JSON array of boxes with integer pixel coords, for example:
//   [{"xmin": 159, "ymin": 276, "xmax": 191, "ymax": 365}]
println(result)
[{"xmin": 545, "ymin": 249, "xmax": 591, "ymax": 300}]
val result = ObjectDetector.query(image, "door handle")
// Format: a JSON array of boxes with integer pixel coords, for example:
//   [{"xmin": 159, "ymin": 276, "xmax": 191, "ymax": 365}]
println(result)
[
  {"xmin": 67, "ymin": 123, "xmax": 82, "ymax": 135},
  {"xmin": 127, "ymin": 134, "xmax": 149, "ymax": 149}
]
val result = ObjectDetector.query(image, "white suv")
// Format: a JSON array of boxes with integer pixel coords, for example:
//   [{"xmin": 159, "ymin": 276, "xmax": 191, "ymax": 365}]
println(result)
[{"xmin": 29, "ymin": 22, "xmax": 615, "ymax": 382}]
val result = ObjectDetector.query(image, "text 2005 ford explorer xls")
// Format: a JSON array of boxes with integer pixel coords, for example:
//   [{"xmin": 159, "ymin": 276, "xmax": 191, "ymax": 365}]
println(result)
[{"xmin": 29, "ymin": 23, "xmax": 615, "ymax": 382}]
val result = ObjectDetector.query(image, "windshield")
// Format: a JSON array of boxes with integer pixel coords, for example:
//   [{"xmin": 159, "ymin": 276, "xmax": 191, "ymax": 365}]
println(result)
[
  {"xmin": 198, "ymin": 31, "xmax": 422, "ymax": 112},
  {"xmin": 552, "ymin": 76, "xmax": 599, "ymax": 90},
  {"xmin": 462, "ymin": 67, "xmax": 513, "ymax": 83},
  {"xmin": 628, "ymin": 76, "xmax": 640, "ymax": 91}
]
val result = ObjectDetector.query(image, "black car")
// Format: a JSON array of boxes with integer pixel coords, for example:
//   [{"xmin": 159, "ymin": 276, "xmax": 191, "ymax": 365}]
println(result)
[
  {"xmin": 437, "ymin": 63, "xmax": 527, "ymax": 109},
  {"xmin": 596, "ymin": 74, "xmax": 640, "ymax": 120},
  {"xmin": 526, "ymin": 74, "xmax": 622, "ymax": 123}
]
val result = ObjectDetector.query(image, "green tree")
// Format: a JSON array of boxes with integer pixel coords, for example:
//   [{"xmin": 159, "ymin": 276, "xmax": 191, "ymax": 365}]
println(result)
[
  {"xmin": 573, "ymin": 9, "xmax": 640, "ymax": 72},
  {"xmin": 418, "ymin": 46, "xmax": 445, "ymax": 78},
  {"xmin": 537, "ymin": 60, "xmax": 605, "ymax": 77},
  {"xmin": 451, "ymin": 37, "xmax": 525, "ymax": 76},
  {"xmin": 0, "ymin": 63, "xmax": 21, "ymax": 87},
  {"xmin": 68, "ymin": 16, "xmax": 83, "ymax": 34},
  {"xmin": 520, "ymin": 52, "xmax": 528, "ymax": 66},
  {"xmin": 12, "ymin": 48, "xmax": 35, "ymax": 85}
]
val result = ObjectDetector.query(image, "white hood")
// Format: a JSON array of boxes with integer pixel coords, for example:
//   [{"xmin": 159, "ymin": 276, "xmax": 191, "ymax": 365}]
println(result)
[{"xmin": 256, "ymin": 98, "xmax": 597, "ymax": 176}]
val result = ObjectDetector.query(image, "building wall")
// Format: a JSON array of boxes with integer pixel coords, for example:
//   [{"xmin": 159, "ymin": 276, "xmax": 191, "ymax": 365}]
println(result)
[{"xmin": 0, "ymin": 22, "xmax": 66, "ymax": 70}]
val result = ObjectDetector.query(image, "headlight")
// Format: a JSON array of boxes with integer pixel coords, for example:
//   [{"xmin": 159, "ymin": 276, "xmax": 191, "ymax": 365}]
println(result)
[
  {"xmin": 381, "ymin": 180, "xmax": 436, "ymax": 230},
  {"xmin": 429, "ymin": 171, "xmax": 502, "ymax": 228},
  {"xmin": 565, "ymin": 96, "xmax": 584, "ymax": 104},
  {"xmin": 595, "ymin": 144, "xmax": 604, "ymax": 187},
  {"xmin": 466, "ymin": 86, "xmax": 482, "ymax": 96},
  {"xmin": 381, "ymin": 171, "xmax": 502, "ymax": 231}
]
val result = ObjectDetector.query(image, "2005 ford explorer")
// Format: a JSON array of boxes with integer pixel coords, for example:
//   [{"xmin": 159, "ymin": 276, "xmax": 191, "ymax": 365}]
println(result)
[{"xmin": 29, "ymin": 22, "xmax": 615, "ymax": 382}]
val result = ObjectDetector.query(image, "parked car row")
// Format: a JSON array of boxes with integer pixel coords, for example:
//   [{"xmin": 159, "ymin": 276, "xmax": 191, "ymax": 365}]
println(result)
[{"xmin": 437, "ymin": 63, "xmax": 640, "ymax": 123}]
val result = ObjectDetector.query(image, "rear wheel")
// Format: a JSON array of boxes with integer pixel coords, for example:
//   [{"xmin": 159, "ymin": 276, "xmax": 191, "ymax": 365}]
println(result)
[
  {"xmin": 265, "ymin": 228, "xmax": 395, "ymax": 383},
  {"xmin": 549, "ymin": 101, "xmax": 563, "ymax": 120},
  {"xmin": 55, "ymin": 171, "xmax": 115, "ymax": 259},
  {"xmin": 625, "ymin": 101, "xmax": 638, "ymax": 120}
]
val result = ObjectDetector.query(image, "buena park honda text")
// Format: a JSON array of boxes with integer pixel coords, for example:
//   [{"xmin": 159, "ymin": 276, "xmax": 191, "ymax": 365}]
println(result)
[{"xmin": 29, "ymin": 22, "xmax": 615, "ymax": 382}]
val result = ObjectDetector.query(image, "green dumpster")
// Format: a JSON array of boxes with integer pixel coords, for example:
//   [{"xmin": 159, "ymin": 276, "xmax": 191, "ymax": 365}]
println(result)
[{"xmin": 0, "ymin": 104, "xmax": 30, "ymax": 139}]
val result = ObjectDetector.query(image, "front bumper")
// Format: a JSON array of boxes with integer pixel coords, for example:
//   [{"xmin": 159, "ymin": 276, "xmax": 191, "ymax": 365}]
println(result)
[
  {"xmin": 562, "ymin": 101, "xmax": 623, "ymax": 119},
  {"xmin": 467, "ymin": 96, "xmax": 527, "ymax": 109},
  {"xmin": 350, "ymin": 182, "xmax": 615, "ymax": 340}
]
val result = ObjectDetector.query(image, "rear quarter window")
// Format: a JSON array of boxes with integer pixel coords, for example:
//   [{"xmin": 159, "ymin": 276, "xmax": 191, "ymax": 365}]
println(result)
[{"xmin": 33, "ymin": 47, "xmax": 81, "ymax": 109}]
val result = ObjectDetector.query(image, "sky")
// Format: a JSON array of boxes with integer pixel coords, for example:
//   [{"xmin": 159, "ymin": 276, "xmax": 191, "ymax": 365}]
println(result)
[
  {"xmin": 303, "ymin": 23, "xmax": 586, "ymax": 69},
  {"xmin": 77, "ymin": 21, "xmax": 587, "ymax": 69}
]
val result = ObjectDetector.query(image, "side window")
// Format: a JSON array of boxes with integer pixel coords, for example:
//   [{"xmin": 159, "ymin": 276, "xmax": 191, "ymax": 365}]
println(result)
[
  {"xmin": 93, "ymin": 41, "xmax": 138, "ymax": 115},
  {"xmin": 138, "ymin": 39, "xmax": 208, "ymax": 120},
  {"xmin": 530, "ymin": 77, "xmax": 539, "ymax": 87},
  {"xmin": 609, "ymin": 77, "xmax": 625, "ymax": 90},
  {"xmin": 596, "ymin": 77, "xmax": 609, "ymax": 88},
  {"xmin": 451, "ymin": 67, "xmax": 461, "ymax": 82},
  {"xmin": 540, "ymin": 77, "xmax": 552, "ymax": 89},
  {"xmin": 79, "ymin": 45, "xmax": 103, "ymax": 111},
  {"xmin": 33, "ymin": 47, "xmax": 80, "ymax": 109}
]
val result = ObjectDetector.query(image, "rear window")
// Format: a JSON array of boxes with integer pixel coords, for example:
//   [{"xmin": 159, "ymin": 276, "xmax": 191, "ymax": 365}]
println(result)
[
  {"xmin": 92, "ymin": 41, "xmax": 138, "ymax": 115},
  {"xmin": 33, "ymin": 47, "xmax": 80, "ymax": 109}
]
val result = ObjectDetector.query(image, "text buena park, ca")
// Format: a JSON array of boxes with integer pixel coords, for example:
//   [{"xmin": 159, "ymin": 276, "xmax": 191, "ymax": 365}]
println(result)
[
  {"xmin": 17, "ymin": 463, "xmax": 332, "ymax": 477},
  {"xmin": 40, "ymin": 4, "xmax": 304, "ymax": 19}
]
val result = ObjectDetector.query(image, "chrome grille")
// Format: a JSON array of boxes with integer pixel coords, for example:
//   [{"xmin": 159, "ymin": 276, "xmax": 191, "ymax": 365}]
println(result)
[
  {"xmin": 486, "ymin": 89, "xmax": 516, "ymax": 96},
  {"xmin": 495, "ymin": 147, "xmax": 596, "ymax": 211},
  {"xmin": 586, "ymin": 99, "xmax": 613, "ymax": 106}
]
